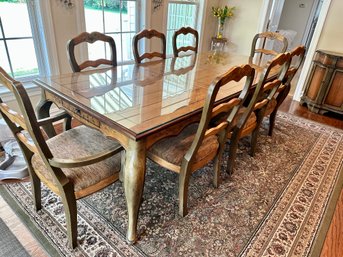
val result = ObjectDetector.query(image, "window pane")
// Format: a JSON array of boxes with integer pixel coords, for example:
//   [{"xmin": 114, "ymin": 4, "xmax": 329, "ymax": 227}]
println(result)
[
  {"xmin": 87, "ymin": 41, "xmax": 106, "ymax": 61},
  {"xmin": 84, "ymin": 0, "xmax": 137, "ymax": 64},
  {"xmin": 121, "ymin": 32, "xmax": 134, "ymax": 61},
  {"xmin": 121, "ymin": 1, "xmax": 136, "ymax": 32},
  {"xmin": 0, "ymin": 41, "xmax": 11, "ymax": 75},
  {"xmin": 166, "ymin": 3, "xmax": 197, "ymax": 55},
  {"xmin": 104, "ymin": 5, "xmax": 126, "ymax": 33},
  {"xmin": 84, "ymin": 7, "xmax": 104, "ymax": 32},
  {"xmin": 7, "ymin": 39, "xmax": 38, "ymax": 78},
  {"xmin": 0, "ymin": 2, "xmax": 33, "ymax": 38}
]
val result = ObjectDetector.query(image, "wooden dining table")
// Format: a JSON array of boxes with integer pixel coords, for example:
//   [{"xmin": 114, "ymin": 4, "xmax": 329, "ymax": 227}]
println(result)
[{"xmin": 34, "ymin": 52, "xmax": 261, "ymax": 243}]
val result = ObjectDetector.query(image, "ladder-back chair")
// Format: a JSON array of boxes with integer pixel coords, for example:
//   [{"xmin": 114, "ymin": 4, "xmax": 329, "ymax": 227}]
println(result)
[
  {"xmin": 67, "ymin": 31, "xmax": 117, "ymax": 72},
  {"xmin": 226, "ymin": 52, "xmax": 291, "ymax": 174},
  {"xmin": 249, "ymin": 31, "xmax": 288, "ymax": 66},
  {"xmin": 132, "ymin": 29, "xmax": 166, "ymax": 64},
  {"xmin": 0, "ymin": 67, "xmax": 123, "ymax": 248},
  {"xmin": 266, "ymin": 45, "xmax": 306, "ymax": 136},
  {"xmin": 147, "ymin": 64, "xmax": 255, "ymax": 217},
  {"xmin": 172, "ymin": 27, "xmax": 199, "ymax": 57}
]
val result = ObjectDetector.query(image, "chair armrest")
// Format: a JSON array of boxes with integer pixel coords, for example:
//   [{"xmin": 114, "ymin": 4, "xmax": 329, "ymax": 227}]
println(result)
[
  {"xmin": 37, "ymin": 111, "xmax": 70, "ymax": 127},
  {"xmin": 48, "ymin": 145, "xmax": 123, "ymax": 168}
]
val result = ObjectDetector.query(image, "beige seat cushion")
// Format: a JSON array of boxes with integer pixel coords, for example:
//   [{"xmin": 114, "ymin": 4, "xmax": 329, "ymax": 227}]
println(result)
[
  {"xmin": 32, "ymin": 125, "xmax": 121, "ymax": 192},
  {"xmin": 148, "ymin": 124, "xmax": 219, "ymax": 169}
]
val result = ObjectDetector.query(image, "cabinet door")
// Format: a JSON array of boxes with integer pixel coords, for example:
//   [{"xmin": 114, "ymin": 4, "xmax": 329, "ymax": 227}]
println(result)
[
  {"xmin": 324, "ymin": 69, "xmax": 343, "ymax": 109},
  {"xmin": 306, "ymin": 64, "xmax": 328, "ymax": 101}
]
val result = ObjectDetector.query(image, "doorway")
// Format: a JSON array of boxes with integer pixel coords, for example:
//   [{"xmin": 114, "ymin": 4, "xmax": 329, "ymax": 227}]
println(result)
[{"xmin": 263, "ymin": 0, "xmax": 324, "ymax": 96}]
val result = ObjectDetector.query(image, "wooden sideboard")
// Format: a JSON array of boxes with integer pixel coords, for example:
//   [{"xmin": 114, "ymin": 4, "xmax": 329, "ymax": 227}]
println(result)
[{"xmin": 301, "ymin": 50, "xmax": 343, "ymax": 115}]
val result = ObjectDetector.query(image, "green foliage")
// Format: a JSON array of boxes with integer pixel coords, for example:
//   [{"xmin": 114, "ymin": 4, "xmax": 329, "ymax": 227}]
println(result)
[
  {"xmin": 212, "ymin": 6, "xmax": 235, "ymax": 25},
  {"xmin": 14, "ymin": 68, "xmax": 39, "ymax": 78},
  {"xmin": 0, "ymin": 0, "xmax": 26, "ymax": 3},
  {"xmin": 84, "ymin": 0, "xmax": 127, "ymax": 13}
]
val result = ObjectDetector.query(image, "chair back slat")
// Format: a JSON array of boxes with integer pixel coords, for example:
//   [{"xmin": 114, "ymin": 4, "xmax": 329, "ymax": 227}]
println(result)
[
  {"xmin": 262, "ymin": 79, "xmax": 282, "ymax": 94},
  {"xmin": 253, "ymin": 99, "xmax": 269, "ymax": 111},
  {"xmin": 133, "ymin": 29, "xmax": 166, "ymax": 63},
  {"xmin": 205, "ymin": 122, "xmax": 228, "ymax": 138},
  {"xmin": 250, "ymin": 31, "xmax": 288, "ymax": 66},
  {"xmin": 17, "ymin": 131, "xmax": 38, "ymax": 154},
  {"xmin": 211, "ymin": 98, "xmax": 242, "ymax": 119},
  {"xmin": 67, "ymin": 31, "xmax": 117, "ymax": 72},
  {"xmin": 172, "ymin": 27, "xmax": 199, "ymax": 57},
  {"xmin": 0, "ymin": 103, "xmax": 27, "ymax": 130}
]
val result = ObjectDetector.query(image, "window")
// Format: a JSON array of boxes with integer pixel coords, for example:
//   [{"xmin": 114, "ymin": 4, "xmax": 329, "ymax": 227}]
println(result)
[
  {"xmin": 83, "ymin": 0, "xmax": 139, "ymax": 63},
  {"xmin": 166, "ymin": 0, "xmax": 199, "ymax": 55},
  {"xmin": 0, "ymin": 0, "xmax": 42, "ymax": 81}
]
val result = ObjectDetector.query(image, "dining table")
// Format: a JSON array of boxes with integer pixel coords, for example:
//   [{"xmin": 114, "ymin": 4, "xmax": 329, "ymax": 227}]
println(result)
[{"xmin": 34, "ymin": 51, "xmax": 262, "ymax": 243}]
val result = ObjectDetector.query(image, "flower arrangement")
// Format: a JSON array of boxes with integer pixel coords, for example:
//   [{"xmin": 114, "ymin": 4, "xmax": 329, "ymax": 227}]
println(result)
[{"xmin": 212, "ymin": 6, "xmax": 235, "ymax": 38}]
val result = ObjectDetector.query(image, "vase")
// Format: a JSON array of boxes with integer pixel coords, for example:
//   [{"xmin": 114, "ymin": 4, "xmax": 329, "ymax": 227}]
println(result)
[{"xmin": 216, "ymin": 18, "xmax": 225, "ymax": 39}]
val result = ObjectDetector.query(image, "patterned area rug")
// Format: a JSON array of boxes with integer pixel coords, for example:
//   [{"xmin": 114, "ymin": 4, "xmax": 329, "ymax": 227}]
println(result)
[{"xmin": 0, "ymin": 112, "xmax": 342, "ymax": 257}]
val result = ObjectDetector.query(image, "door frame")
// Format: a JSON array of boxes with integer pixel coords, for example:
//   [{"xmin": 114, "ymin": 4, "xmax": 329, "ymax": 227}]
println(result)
[{"xmin": 258, "ymin": 0, "xmax": 332, "ymax": 101}]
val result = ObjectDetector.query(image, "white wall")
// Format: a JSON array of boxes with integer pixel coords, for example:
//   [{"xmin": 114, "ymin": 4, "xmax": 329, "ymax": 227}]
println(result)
[
  {"xmin": 278, "ymin": 0, "xmax": 315, "ymax": 47},
  {"xmin": 219, "ymin": 0, "xmax": 264, "ymax": 55},
  {"xmin": 49, "ymin": 1, "xmax": 81, "ymax": 74},
  {"xmin": 316, "ymin": 0, "xmax": 343, "ymax": 52}
]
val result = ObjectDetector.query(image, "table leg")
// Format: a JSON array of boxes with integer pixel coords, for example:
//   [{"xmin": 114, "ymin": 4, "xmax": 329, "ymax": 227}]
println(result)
[
  {"xmin": 36, "ymin": 92, "xmax": 56, "ymax": 138},
  {"xmin": 124, "ymin": 139, "xmax": 146, "ymax": 243}
]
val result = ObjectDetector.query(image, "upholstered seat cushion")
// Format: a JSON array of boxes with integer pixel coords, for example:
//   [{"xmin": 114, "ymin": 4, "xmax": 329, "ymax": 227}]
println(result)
[
  {"xmin": 148, "ymin": 123, "xmax": 219, "ymax": 169},
  {"xmin": 32, "ymin": 125, "xmax": 121, "ymax": 192},
  {"xmin": 264, "ymin": 98, "xmax": 277, "ymax": 116}
]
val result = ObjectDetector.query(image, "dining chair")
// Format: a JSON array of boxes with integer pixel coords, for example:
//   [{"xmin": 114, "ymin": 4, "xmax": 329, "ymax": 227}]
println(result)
[
  {"xmin": 249, "ymin": 31, "xmax": 288, "ymax": 66},
  {"xmin": 132, "ymin": 29, "xmax": 166, "ymax": 63},
  {"xmin": 226, "ymin": 52, "xmax": 291, "ymax": 175},
  {"xmin": 0, "ymin": 67, "xmax": 123, "ymax": 248},
  {"xmin": 67, "ymin": 31, "xmax": 117, "ymax": 72},
  {"xmin": 172, "ymin": 27, "xmax": 199, "ymax": 57},
  {"xmin": 147, "ymin": 64, "xmax": 255, "ymax": 217},
  {"xmin": 266, "ymin": 45, "xmax": 306, "ymax": 136}
]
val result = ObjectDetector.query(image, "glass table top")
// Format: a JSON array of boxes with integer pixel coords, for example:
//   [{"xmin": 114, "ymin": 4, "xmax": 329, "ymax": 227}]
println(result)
[{"xmin": 36, "ymin": 52, "xmax": 261, "ymax": 137}]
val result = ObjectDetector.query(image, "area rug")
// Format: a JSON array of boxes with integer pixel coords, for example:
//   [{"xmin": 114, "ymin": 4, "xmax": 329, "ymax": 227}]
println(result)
[{"xmin": 0, "ymin": 112, "xmax": 342, "ymax": 257}]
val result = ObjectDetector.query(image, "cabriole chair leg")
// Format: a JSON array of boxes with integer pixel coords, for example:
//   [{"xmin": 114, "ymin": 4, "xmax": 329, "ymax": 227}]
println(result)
[
  {"xmin": 178, "ymin": 168, "xmax": 191, "ymax": 217},
  {"xmin": 61, "ymin": 186, "xmax": 78, "ymax": 248}
]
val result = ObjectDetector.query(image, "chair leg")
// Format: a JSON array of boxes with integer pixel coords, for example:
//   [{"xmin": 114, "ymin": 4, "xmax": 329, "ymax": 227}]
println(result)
[
  {"xmin": 268, "ymin": 110, "xmax": 277, "ymax": 136},
  {"xmin": 213, "ymin": 131, "xmax": 226, "ymax": 187},
  {"xmin": 250, "ymin": 128, "xmax": 259, "ymax": 157},
  {"xmin": 227, "ymin": 132, "xmax": 239, "ymax": 176},
  {"xmin": 213, "ymin": 155, "xmax": 220, "ymax": 188},
  {"xmin": 178, "ymin": 168, "xmax": 191, "ymax": 217},
  {"xmin": 63, "ymin": 114, "xmax": 72, "ymax": 131},
  {"xmin": 30, "ymin": 169, "xmax": 42, "ymax": 211},
  {"xmin": 60, "ymin": 184, "xmax": 78, "ymax": 248}
]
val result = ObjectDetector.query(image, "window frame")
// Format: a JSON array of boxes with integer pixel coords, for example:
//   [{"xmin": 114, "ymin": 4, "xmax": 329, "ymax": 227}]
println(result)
[
  {"xmin": 0, "ymin": 0, "xmax": 48, "ymax": 83},
  {"xmin": 82, "ymin": 0, "xmax": 141, "ymax": 65},
  {"xmin": 165, "ymin": 0, "xmax": 200, "ymax": 56}
]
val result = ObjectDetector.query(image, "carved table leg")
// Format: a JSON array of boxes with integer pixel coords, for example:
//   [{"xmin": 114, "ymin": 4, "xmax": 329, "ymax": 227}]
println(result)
[
  {"xmin": 124, "ymin": 139, "xmax": 146, "ymax": 244},
  {"xmin": 36, "ymin": 91, "xmax": 56, "ymax": 138}
]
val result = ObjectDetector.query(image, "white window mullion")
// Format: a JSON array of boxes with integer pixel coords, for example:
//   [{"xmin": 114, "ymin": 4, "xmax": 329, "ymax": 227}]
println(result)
[{"xmin": 27, "ymin": 0, "xmax": 48, "ymax": 77}]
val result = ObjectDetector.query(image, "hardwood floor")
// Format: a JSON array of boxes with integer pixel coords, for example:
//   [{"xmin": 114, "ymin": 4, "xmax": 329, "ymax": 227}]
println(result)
[{"xmin": 0, "ymin": 97, "xmax": 342, "ymax": 257}]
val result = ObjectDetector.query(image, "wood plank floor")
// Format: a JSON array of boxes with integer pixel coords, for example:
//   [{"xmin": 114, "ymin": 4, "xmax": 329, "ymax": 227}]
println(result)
[{"xmin": 0, "ymin": 97, "xmax": 342, "ymax": 257}]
